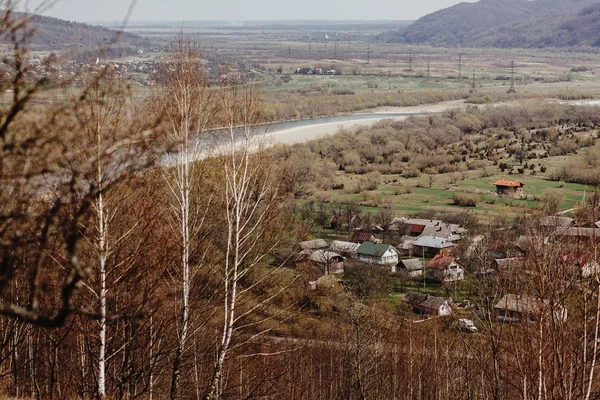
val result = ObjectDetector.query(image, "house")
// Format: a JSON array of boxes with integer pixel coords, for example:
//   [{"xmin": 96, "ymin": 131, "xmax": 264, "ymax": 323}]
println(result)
[
  {"xmin": 494, "ymin": 294, "xmax": 567, "ymax": 323},
  {"xmin": 553, "ymin": 227, "xmax": 600, "ymax": 240},
  {"xmin": 427, "ymin": 254, "xmax": 464, "ymax": 282},
  {"xmin": 389, "ymin": 218, "xmax": 465, "ymax": 241},
  {"xmin": 396, "ymin": 258, "xmax": 424, "ymax": 278},
  {"xmin": 397, "ymin": 237, "xmax": 417, "ymax": 257},
  {"xmin": 329, "ymin": 240, "xmax": 360, "ymax": 259},
  {"xmin": 297, "ymin": 239, "xmax": 329, "ymax": 251},
  {"xmin": 414, "ymin": 236, "xmax": 456, "ymax": 258},
  {"xmin": 308, "ymin": 250, "xmax": 345, "ymax": 274},
  {"xmin": 351, "ymin": 230, "xmax": 378, "ymax": 244},
  {"xmin": 559, "ymin": 252, "xmax": 600, "ymax": 278},
  {"xmin": 356, "ymin": 242, "xmax": 399, "ymax": 269},
  {"xmin": 494, "ymin": 257, "xmax": 523, "ymax": 275},
  {"xmin": 495, "ymin": 180, "xmax": 524, "ymax": 197},
  {"xmin": 330, "ymin": 213, "xmax": 361, "ymax": 230},
  {"xmin": 403, "ymin": 291, "xmax": 452, "ymax": 316}
]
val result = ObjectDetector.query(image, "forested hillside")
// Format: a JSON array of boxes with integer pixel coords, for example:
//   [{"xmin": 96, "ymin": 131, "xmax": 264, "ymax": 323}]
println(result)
[
  {"xmin": 387, "ymin": 0, "xmax": 600, "ymax": 48},
  {"xmin": 1, "ymin": 12, "xmax": 152, "ymax": 59}
]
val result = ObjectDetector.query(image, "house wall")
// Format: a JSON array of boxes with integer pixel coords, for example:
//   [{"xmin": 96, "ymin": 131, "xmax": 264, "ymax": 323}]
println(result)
[
  {"xmin": 415, "ymin": 245, "xmax": 452, "ymax": 258},
  {"xmin": 399, "ymin": 269, "xmax": 423, "ymax": 278},
  {"xmin": 357, "ymin": 249, "xmax": 398, "ymax": 266}
]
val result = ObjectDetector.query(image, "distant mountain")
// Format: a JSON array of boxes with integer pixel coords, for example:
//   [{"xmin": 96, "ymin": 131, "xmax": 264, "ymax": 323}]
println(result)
[
  {"xmin": 386, "ymin": 0, "xmax": 600, "ymax": 48},
  {"xmin": 2, "ymin": 13, "xmax": 152, "ymax": 60}
]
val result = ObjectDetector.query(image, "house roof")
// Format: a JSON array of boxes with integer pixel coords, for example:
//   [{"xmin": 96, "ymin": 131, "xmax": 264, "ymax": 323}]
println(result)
[
  {"xmin": 495, "ymin": 180, "xmax": 524, "ymax": 187},
  {"xmin": 428, "ymin": 254, "xmax": 456, "ymax": 271},
  {"xmin": 356, "ymin": 242, "xmax": 397, "ymax": 257},
  {"xmin": 540, "ymin": 216, "xmax": 574, "ymax": 228},
  {"xmin": 351, "ymin": 230, "xmax": 375, "ymax": 243},
  {"xmin": 331, "ymin": 214, "xmax": 359, "ymax": 225},
  {"xmin": 495, "ymin": 257, "xmax": 523, "ymax": 270},
  {"xmin": 298, "ymin": 239, "xmax": 329, "ymax": 251},
  {"xmin": 399, "ymin": 258, "xmax": 424, "ymax": 271},
  {"xmin": 410, "ymin": 224, "xmax": 426, "ymax": 234},
  {"xmin": 403, "ymin": 291, "xmax": 449, "ymax": 310},
  {"xmin": 414, "ymin": 236, "xmax": 456, "ymax": 249},
  {"xmin": 389, "ymin": 217, "xmax": 466, "ymax": 238},
  {"xmin": 494, "ymin": 294, "xmax": 545, "ymax": 314},
  {"xmin": 308, "ymin": 250, "xmax": 345, "ymax": 264},
  {"xmin": 555, "ymin": 227, "xmax": 600, "ymax": 238},
  {"xmin": 329, "ymin": 240, "xmax": 360, "ymax": 254},
  {"xmin": 420, "ymin": 296, "xmax": 449, "ymax": 311}
]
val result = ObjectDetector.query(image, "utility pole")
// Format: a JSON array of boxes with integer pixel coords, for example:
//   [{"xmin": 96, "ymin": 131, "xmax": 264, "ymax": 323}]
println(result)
[
  {"xmin": 367, "ymin": 43, "xmax": 371, "ymax": 64},
  {"xmin": 309, "ymin": 38, "xmax": 311, "ymax": 55},
  {"xmin": 508, "ymin": 60, "xmax": 516, "ymax": 93},
  {"xmin": 408, "ymin": 48, "xmax": 413, "ymax": 72},
  {"xmin": 472, "ymin": 68, "xmax": 476, "ymax": 90},
  {"xmin": 458, "ymin": 53, "xmax": 462, "ymax": 81},
  {"xmin": 334, "ymin": 41, "xmax": 338, "ymax": 59},
  {"xmin": 427, "ymin": 60, "xmax": 430, "ymax": 81}
]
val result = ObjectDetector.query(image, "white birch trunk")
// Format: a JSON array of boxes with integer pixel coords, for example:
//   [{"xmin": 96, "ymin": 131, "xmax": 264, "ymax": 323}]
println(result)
[{"xmin": 98, "ymin": 190, "xmax": 107, "ymax": 399}]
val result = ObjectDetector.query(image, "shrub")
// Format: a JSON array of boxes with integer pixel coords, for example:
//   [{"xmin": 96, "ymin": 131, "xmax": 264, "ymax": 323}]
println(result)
[
  {"xmin": 402, "ymin": 167, "xmax": 420, "ymax": 178},
  {"xmin": 453, "ymin": 192, "xmax": 479, "ymax": 207}
]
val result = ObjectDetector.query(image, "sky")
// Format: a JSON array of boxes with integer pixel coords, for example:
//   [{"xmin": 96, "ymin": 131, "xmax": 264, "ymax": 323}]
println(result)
[{"xmin": 26, "ymin": 0, "xmax": 478, "ymax": 22}]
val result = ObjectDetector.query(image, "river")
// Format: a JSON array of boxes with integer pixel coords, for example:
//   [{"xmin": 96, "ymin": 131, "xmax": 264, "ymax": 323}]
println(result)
[{"xmin": 261, "ymin": 113, "xmax": 412, "ymax": 145}]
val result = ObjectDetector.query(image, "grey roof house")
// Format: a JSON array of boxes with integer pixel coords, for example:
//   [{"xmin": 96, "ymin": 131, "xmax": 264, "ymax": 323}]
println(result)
[
  {"xmin": 414, "ymin": 236, "xmax": 456, "ymax": 257},
  {"xmin": 403, "ymin": 291, "xmax": 452, "ymax": 316},
  {"xmin": 396, "ymin": 258, "xmax": 424, "ymax": 278}
]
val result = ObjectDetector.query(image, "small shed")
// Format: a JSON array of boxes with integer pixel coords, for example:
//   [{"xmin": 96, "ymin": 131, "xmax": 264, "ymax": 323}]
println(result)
[
  {"xmin": 397, "ymin": 258, "xmax": 424, "ymax": 278},
  {"xmin": 494, "ymin": 257, "xmax": 523, "ymax": 275},
  {"xmin": 329, "ymin": 241, "xmax": 360, "ymax": 259},
  {"xmin": 297, "ymin": 239, "xmax": 329, "ymax": 251},
  {"xmin": 308, "ymin": 250, "xmax": 345, "ymax": 274},
  {"xmin": 494, "ymin": 294, "xmax": 567, "ymax": 323},
  {"xmin": 330, "ymin": 214, "xmax": 361, "ymax": 230},
  {"xmin": 403, "ymin": 291, "xmax": 452, "ymax": 316},
  {"xmin": 495, "ymin": 180, "xmax": 524, "ymax": 197},
  {"xmin": 351, "ymin": 230, "xmax": 378, "ymax": 244}
]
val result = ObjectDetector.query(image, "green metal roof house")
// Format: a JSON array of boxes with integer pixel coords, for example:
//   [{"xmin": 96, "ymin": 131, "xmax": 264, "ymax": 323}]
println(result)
[{"xmin": 356, "ymin": 242, "xmax": 399, "ymax": 269}]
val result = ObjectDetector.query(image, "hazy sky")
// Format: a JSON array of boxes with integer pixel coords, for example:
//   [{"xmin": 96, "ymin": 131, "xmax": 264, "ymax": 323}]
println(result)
[{"xmin": 27, "ymin": 0, "xmax": 478, "ymax": 22}]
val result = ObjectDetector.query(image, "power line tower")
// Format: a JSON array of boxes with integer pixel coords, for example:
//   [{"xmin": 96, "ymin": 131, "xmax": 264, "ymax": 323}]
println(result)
[{"xmin": 508, "ymin": 60, "xmax": 516, "ymax": 93}]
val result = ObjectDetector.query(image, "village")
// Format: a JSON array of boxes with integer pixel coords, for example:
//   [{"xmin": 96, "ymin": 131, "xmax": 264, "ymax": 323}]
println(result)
[{"xmin": 286, "ymin": 178, "xmax": 597, "ymax": 330}]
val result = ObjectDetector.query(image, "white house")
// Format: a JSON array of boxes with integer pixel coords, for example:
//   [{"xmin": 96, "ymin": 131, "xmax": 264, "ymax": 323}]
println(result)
[
  {"xmin": 356, "ymin": 242, "xmax": 399, "ymax": 270},
  {"xmin": 427, "ymin": 255, "xmax": 465, "ymax": 283}
]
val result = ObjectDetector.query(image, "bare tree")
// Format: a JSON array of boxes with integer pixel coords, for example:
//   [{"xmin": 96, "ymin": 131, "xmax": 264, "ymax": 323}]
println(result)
[
  {"xmin": 159, "ymin": 41, "xmax": 214, "ymax": 400},
  {"xmin": 203, "ymin": 84, "xmax": 282, "ymax": 400}
]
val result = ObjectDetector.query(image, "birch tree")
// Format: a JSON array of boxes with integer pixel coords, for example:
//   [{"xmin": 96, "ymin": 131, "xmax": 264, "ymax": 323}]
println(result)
[
  {"xmin": 203, "ymin": 83, "xmax": 284, "ymax": 400},
  {"xmin": 159, "ymin": 42, "xmax": 214, "ymax": 400}
]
